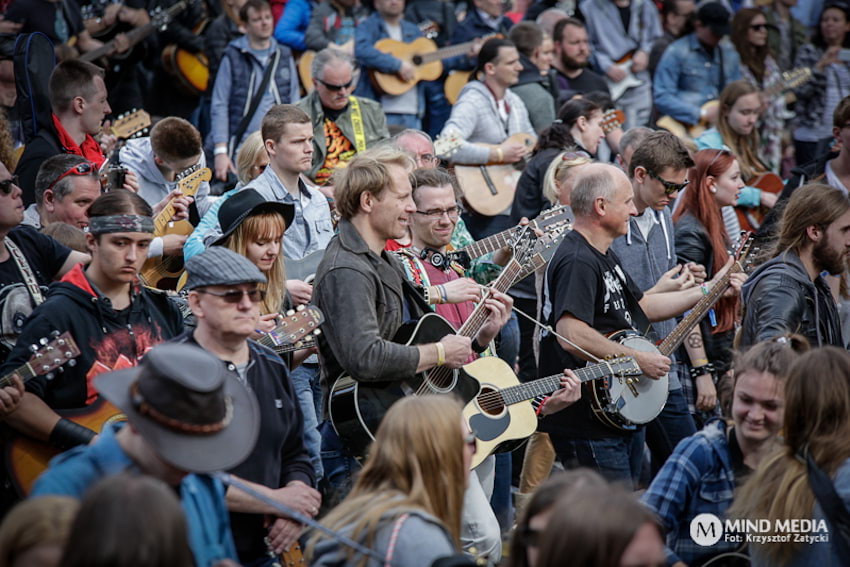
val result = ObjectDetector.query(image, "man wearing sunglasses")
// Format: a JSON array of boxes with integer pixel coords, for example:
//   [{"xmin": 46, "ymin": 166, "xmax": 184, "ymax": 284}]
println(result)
[
  {"xmin": 23, "ymin": 155, "xmax": 100, "ymax": 231},
  {"xmin": 0, "ymin": 164, "xmax": 89, "ymax": 364},
  {"xmin": 176, "ymin": 246, "xmax": 318, "ymax": 565},
  {"xmin": 210, "ymin": 0, "xmax": 299, "ymax": 182},
  {"xmin": 1, "ymin": 189, "xmax": 184, "ymax": 459},
  {"xmin": 296, "ymin": 49, "xmax": 389, "ymax": 188}
]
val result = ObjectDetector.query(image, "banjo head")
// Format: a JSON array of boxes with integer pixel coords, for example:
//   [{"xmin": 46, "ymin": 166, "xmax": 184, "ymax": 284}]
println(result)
[{"xmin": 595, "ymin": 333, "xmax": 669, "ymax": 425}]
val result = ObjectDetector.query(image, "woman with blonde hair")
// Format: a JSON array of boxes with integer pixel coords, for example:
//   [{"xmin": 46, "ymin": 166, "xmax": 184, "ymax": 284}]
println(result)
[
  {"xmin": 0, "ymin": 496, "xmax": 79, "ymax": 567},
  {"xmin": 308, "ymin": 396, "xmax": 471, "ymax": 567},
  {"xmin": 542, "ymin": 150, "xmax": 592, "ymax": 207},
  {"xmin": 731, "ymin": 346, "xmax": 850, "ymax": 566}
]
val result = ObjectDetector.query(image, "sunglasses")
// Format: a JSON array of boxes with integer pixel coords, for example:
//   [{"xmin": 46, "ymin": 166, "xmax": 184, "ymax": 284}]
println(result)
[
  {"xmin": 561, "ymin": 150, "xmax": 591, "ymax": 162},
  {"xmin": 749, "ymin": 23, "xmax": 767, "ymax": 31},
  {"xmin": 196, "ymin": 288, "xmax": 266, "ymax": 303},
  {"xmin": 648, "ymin": 170, "xmax": 689, "ymax": 195},
  {"xmin": 0, "ymin": 175, "xmax": 19, "ymax": 195},
  {"xmin": 316, "ymin": 78, "xmax": 354, "ymax": 91},
  {"xmin": 47, "ymin": 162, "xmax": 96, "ymax": 192}
]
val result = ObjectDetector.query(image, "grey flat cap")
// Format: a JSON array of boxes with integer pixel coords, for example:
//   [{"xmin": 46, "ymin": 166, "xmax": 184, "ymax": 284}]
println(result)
[{"xmin": 184, "ymin": 246, "xmax": 267, "ymax": 289}]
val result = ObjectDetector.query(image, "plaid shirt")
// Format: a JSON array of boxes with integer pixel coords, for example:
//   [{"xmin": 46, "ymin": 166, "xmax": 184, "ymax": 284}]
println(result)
[{"xmin": 641, "ymin": 419, "xmax": 739, "ymax": 565}]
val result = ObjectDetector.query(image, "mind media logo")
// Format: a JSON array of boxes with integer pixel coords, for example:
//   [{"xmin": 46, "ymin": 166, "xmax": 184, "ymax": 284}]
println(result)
[{"xmin": 690, "ymin": 513, "xmax": 723, "ymax": 546}]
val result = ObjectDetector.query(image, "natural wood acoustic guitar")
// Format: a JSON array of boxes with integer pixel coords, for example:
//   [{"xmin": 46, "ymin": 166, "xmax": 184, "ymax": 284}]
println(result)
[{"xmin": 737, "ymin": 171, "xmax": 784, "ymax": 232}]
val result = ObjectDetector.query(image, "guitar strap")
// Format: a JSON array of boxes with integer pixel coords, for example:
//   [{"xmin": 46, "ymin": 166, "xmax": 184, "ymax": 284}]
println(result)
[
  {"xmin": 229, "ymin": 48, "xmax": 281, "ymax": 158},
  {"xmin": 6, "ymin": 239, "xmax": 44, "ymax": 305},
  {"xmin": 805, "ymin": 449, "xmax": 850, "ymax": 563},
  {"xmin": 348, "ymin": 95, "xmax": 366, "ymax": 153}
]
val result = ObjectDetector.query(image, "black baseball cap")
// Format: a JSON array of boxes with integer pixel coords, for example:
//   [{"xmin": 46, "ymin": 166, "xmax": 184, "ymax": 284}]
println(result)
[{"xmin": 697, "ymin": 2, "xmax": 732, "ymax": 38}]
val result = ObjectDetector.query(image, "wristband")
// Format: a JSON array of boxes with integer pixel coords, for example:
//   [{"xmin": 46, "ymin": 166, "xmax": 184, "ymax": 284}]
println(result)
[
  {"xmin": 535, "ymin": 396, "xmax": 551, "ymax": 417},
  {"xmin": 700, "ymin": 283, "xmax": 710, "ymax": 296},
  {"xmin": 435, "ymin": 342, "xmax": 446, "ymax": 366},
  {"xmin": 496, "ymin": 147, "xmax": 504, "ymax": 163},
  {"xmin": 689, "ymin": 363, "xmax": 716, "ymax": 381},
  {"xmin": 439, "ymin": 284, "xmax": 448, "ymax": 304},
  {"xmin": 691, "ymin": 357, "xmax": 709, "ymax": 367},
  {"xmin": 49, "ymin": 418, "xmax": 97, "ymax": 451},
  {"xmin": 471, "ymin": 338, "xmax": 488, "ymax": 354},
  {"xmin": 213, "ymin": 146, "xmax": 228, "ymax": 156},
  {"xmin": 423, "ymin": 286, "xmax": 433, "ymax": 305}
]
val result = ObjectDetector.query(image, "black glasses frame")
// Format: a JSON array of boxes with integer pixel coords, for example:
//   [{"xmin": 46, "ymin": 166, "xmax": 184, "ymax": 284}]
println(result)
[{"xmin": 648, "ymin": 170, "xmax": 689, "ymax": 195}]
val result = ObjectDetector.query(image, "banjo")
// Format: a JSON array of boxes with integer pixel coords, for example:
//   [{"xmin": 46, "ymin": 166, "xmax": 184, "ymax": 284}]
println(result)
[{"xmin": 590, "ymin": 233, "xmax": 754, "ymax": 430}]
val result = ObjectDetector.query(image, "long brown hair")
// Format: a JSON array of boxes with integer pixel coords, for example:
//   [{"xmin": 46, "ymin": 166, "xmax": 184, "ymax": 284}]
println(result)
[
  {"xmin": 223, "ymin": 211, "xmax": 287, "ymax": 314},
  {"xmin": 716, "ymin": 80, "xmax": 767, "ymax": 180},
  {"xmin": 730, "ymin": 347, "xmax": 850, "ymax": 565},
  {"xmin": 774, "ymin": 182, "xmax": 850, "ymax": 257},
  {"xmin": 0, "ymin": 496, "xmax": 79, "ymax": 567},
  {"xmin": 731, "ymin": 8, "xmax": 772, "ymax": 83},
  {"xmin": 673, "ymin": 149, "xmax": 739, "ymax": 333},
  {"xmin": 307, "ymin": 396, "xmax": 467, "ymax": 566}
]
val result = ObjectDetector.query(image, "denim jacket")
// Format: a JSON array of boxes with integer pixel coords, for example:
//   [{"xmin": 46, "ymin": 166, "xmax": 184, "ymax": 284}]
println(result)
[
  {"xmin": 32, "ymin": 423, "xmax": 238, "ymax": 567},
  {"xmin": 653, "ymin": 34, "xmax": 741, "ymax": 124},
  {"xmin": 641, "ymin": 419, "xmax": 740, "ymax": 565}
]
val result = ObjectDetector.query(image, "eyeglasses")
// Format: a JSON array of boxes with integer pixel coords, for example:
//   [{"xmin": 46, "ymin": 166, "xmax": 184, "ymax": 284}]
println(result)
[
  {"xmin": 316, "ymin": 77, "xmax": 354, "ymax": 91},
  {"xmin": 417, "ymin": 153, "xmax": 439, "ymax": 166},
  {"xmin": 0, "ymin": 175, "xmax": 19, "ymax": 195},
  {"xmin": 561, "ymin": 150, "xmax": 591, "ymax": 162},
  {"xmin": 47, "ymin": 162, "xmax": 96, "ymax": 192},
  {"xmin": 749, "ymin": 23, "xmax": 767, "ymax": 31},
  {"xmin": 648, "ymin": 170, "xmax": 689, "ymax": 195},
  {"xmin": 464, "ymin": 431, "xmax": 477, "ymax": 454},
  {"xmin": 415, "ymin": 205, "xmax": 462, "ymax": 219},
  {"xmin": 196, "ymin": 288, "xmax": 266, "ymax": 303}
]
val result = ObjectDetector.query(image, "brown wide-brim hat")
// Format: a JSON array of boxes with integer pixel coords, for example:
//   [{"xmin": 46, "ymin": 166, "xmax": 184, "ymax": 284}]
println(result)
[{"xmin": 95, "ymin": 343, "xmax": 260, "ymax": 473}]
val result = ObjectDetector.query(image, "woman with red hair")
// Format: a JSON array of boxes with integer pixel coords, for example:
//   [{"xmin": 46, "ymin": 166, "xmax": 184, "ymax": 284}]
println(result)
[{"xmin": 673, "ymin": 149, "xmax": 746, "ymax": 424}]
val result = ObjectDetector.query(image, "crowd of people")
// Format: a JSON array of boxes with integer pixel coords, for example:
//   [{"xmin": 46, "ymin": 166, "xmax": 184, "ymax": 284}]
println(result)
[{"xmin": 1, "ymin": 0, "xmax": 850, "ymax": 565}]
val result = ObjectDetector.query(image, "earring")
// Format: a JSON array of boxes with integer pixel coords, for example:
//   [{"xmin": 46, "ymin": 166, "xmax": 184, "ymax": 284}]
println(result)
[{"xmin": 709, "ymin": 186, "xmax": 717, "ymax": 194}]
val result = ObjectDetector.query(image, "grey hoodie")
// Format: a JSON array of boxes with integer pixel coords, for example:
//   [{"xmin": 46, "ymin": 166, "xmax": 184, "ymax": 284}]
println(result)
[{"xmin": 119, "ymin": 138, "xmax": 212, "ymax": 218}]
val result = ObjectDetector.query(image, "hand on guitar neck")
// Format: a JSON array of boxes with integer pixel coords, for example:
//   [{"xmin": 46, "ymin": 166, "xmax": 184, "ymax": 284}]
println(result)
[
  {"xmin": 538, "ymin": 370, "xmax": 582, "ymax": 416},
  {"xmin": 0, "ymin": 375, "xmax": 23, "ymax": 417}
]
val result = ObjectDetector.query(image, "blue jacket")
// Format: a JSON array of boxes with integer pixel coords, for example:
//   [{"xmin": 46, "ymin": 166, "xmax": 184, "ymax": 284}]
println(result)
[
  {"xmin": 653, "ymin": 34, "xmax": 741, "ymax": 124},
  {"xmin": 210, "ymin": 35, "xmax": 300, "ymax": 154},
  {"xmin": 641, "ymin": 419, "xmax": 740, "ymax": 565},
  {"xmin": 694, "ymin": 128, "xmax": 761, "ymax": 208},
  {"xmin": 32, "ymin": 423, "xmax": 238, "ymax": 567},
  {"xmin": 354, "ymin": 12, "xmax": 425, "ymax": 106},
  {"xmin": 274, "ymin": 0, "xmax": 313, "ymax": 51}
]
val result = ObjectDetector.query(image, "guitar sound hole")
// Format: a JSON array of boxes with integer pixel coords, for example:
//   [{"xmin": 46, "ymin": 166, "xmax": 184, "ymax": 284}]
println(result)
[{"xmin": 478, "ymin": 386, "xmax": 505, "ymax": 416}]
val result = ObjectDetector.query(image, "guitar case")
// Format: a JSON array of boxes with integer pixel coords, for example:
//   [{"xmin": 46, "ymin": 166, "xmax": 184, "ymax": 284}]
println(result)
[{"xmin": 13, "ymin": 32, "xmax": 55, "ymax": 145}]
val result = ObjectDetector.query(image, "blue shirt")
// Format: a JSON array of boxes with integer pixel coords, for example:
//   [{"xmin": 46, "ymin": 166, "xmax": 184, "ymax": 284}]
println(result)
[{"xmin": 32, "ymin": 423, "xmax": 239, "ymax": 567}]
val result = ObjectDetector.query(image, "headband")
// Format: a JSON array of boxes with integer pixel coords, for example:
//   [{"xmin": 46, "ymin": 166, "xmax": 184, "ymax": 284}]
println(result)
[{"xmin": 88, "ymin": 214, "xmax": 154, "ymax": 235}]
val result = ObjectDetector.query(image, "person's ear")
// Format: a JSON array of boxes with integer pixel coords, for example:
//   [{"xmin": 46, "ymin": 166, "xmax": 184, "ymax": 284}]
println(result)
[
  {"xmin": 360, "ymin": 190, "xmax": 375, "ymax": 213},
  {"xmin": 807, "ymin": 224, "xmax": 823, "ymax": 243},
  {"xmin": 43, "ymin": 189, "xmax": 57, "ymax": 212},
  {"xmin": 575, "ymin": 115, "xmax": 588, "ymax": 132}
]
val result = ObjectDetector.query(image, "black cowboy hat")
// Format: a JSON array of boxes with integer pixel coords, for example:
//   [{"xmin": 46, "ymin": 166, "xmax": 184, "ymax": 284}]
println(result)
[{"xmin": 214, "ymin": 189, "xmax": 294, "ymax": 246}]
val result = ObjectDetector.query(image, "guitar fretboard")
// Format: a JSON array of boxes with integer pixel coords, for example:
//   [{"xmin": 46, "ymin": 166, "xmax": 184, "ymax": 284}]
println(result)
[
  {"xmin": 0, "ymin": 364, "xmax": 37, "ymax": 389},
  {"xmin": 497, "ymin": 363, "xmax": 620, "ymax": 405},
  {"xmin": 418, "ymin": 40, "xmax": 481, "ymax": 64}
]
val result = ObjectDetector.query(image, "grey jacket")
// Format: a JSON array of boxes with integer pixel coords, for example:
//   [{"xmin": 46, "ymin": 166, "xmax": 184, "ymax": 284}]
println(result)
[
  {"xmin": 119, "ymin": 137, "xmax": 212, "ymax": 217},
  {"xmin": 438, "ymin": 80, "xmax": 534, "ymax": 165},
  {"xmin": 309, "ymin": 509, "xmax": 456, "ymax": 567},
  {"xmin": 314, "ymin": 219, "xmax": 425, "ymax": 394}
]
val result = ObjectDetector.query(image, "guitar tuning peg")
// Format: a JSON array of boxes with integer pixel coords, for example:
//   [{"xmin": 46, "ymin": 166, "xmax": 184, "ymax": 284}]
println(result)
[
  {"xmin": 45, "ymin": 372, "xmax": 54, "ymax": 381},
  {"xmin": 296, "ymin": 305, "xmax": 305, "ymax": 311},
  {"xmin": 50, "ymin": 330, "xmax": 60, "ymax": 337},
  {"xmin": 29, "ymin": 344, "xmax": 38, "ymax": 353},
  {"xmin": 39, "ymin": 337, "xmax": 48, "ymax": 345},
  {"xmin": 68, "ymin": 360, "xmax": 77, "ymax": 368},
  {"xmin": 314, "ymin": 329, "xmax": 321, "ymax": 336},
  {"xmin": 286, "ymin": 309, "xmax": 294, "ymax": 316}
]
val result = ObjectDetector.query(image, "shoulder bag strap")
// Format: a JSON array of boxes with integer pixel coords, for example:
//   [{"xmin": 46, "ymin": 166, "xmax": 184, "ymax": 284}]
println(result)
[
  {"xmin": 229, "ymin": 49, "xmax": 281, "ymax": 158},
  {"xmin": 806, "ymin": 451, "xmax": 850, "ymax": 564},
  {"xmin": 5, "ymin": 238, "xmax": 44, "ymax": 305},
  {"xmin": 383, "ymin": 513, "xmax": 410, "ymax": 567}
]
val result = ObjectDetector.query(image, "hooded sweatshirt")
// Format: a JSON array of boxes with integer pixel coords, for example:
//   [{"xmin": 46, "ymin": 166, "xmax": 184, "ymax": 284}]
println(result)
[
  {"xmin": 118, "ymin": 137, "xmax": 212, "ymax": 218},
  {"xmin": 739, "ymin": 251, "xmax": 842, "ymax": 348},
  {"xmin": 510, "ymin": 52, "xmax": 556, "ymax": 134},
  {"xmin": 0, "ymin": 264, "xmax": 184, "ymax": 409}
]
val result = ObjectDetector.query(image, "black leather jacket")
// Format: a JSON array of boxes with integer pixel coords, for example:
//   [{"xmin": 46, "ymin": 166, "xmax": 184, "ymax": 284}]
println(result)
[{"xmin": 740, "ymin": 251, "xmax": 843, "ymax": 348}]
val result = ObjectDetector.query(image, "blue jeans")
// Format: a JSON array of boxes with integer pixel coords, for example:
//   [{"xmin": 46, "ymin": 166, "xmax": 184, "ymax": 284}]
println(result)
[
  {"xmin": 290, "ymin": 363, "xmax": 323, "ymax": 480},
  {"xmin": 551, "ymin": 434, "xmax": 637, "ymax": 490},
  {"xmin": 645, "ymin": 387, "xmax": 697, "ymax": 478},
  {"xmin": 385, "ymin": 113, "xmax": 421, "ymax": 130},
  {"xmin": 489, "ymin": 452, "xmax": 513, "ymax": 532},
  {"xmin": 319, "ymin": 421, "xmax": 361, "ymax": 507}
]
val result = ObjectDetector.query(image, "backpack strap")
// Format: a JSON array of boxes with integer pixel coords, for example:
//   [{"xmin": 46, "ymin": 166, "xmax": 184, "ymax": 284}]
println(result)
[{"xmin": 5, "ymin": 238, "xmax": 44, "ymax": 305}]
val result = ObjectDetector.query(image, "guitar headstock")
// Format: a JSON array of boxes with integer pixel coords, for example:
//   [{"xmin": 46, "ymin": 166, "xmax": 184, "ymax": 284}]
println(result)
[
  {"xmin": 260, "ymin": 305, "xmax": 325, "ymax": 348},
  {"xmin": 732, "ymin": 231, "xmax": 755, "ymax": 272},
  {"xmin": 176, "ymin": 167, "xmax": 213, "ymax": 198},
  {"xmin": 110, "ymin": 109, "xmax": 151, "ymax": 140},
  {"xmin": 783, "ymin": 67, "xmax": 813, "ymax": 89},
  {"xmin": 434, "ymin": 128, "xmax": 464, "ymax": 160},
  {"xmin": 532, "ymin": 205, "xmax": 574, "ymax": 234},
  {"xmin": 604, "ymin": 355, "xmax": 642, "ymax": 377},
  {"xmin": 602, "ymin": 109, "xmax": 625, "ymax": 134},
  {"xmin": 18, "ymin": 332, "xmax": 81, "ymax": 383}
]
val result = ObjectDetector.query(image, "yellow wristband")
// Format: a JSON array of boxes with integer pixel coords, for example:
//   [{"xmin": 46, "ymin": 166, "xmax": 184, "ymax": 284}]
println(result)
[
  {"xmin": 496, "ymin": 147, "xmax": 504, "ymax": 163},
  {"xmin": 436, "ymin": 342, "xmax": 446, "ymax": 366},
  {"xmin": 692, "ymin": 358, "xmax": 709, "ymax": 367}
]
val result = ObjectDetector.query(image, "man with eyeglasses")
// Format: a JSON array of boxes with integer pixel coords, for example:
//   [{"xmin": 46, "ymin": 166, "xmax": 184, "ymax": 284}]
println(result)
[
  {"xmin": 210, "ymin": 0, "xmax": 299, "ymax": 182},
  {"xmin": 296, "ymin": 49, "xmax": 389, "ymax": 188},
  {"xmin": 174, "ymin": 246, "xmax": 319, "ymax": 565},
  {"xmin": 0, "ymin": 163, "xmax": 89, "ymax": 365},
  {"xmin": 23, "ymin": 155, "xmax": 101, "ymax": 231},
  {"xmin": 0, "ymin": 189, "xmax": 184, "ymax": 464}
]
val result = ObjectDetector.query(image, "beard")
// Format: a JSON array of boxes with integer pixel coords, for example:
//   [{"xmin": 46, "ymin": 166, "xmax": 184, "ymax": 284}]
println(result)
[
  {"xmin": 560, "ymin": 51, "xmax": 588, "ymax": 71},
  {"xmin": 813, "ymin": 234, "xmax": 849, "ymax": 276}
]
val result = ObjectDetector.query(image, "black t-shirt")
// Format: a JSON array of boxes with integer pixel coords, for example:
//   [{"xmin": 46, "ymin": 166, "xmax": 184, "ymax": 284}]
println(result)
[
  {"xmin": 0, "ymin": 226, "xmax": 71, "ymax": 360},
  {"xmin": 539, "ymin": 230, "xmax": 647, "ymax": 439},
  {"xmin": 6, "ymin": 0, "xmax": 85, "ymax": 44},
  {"xmin": 554, "ymin": 68, "xmax": 611, "ymax": 106}
]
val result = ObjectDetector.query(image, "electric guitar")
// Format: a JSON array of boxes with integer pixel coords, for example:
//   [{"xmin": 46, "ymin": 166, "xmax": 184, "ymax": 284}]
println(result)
[
  {"xmin": 138, "ymin": 166, "xmax": 212, "ymax": 290},
  {"xmin": 592, "ymin": 234, "xmax": 754, "ymax": 430},
  {"xmin": 1, "ymin": 332, "xmax": 82, "ymax": 496},
  {"xmin": 463, "ymin": 355, "xmax": 640, "ymax": 469},
  {"xmin": 369, "ymin": 34, "xmax": 499, "ymax": 96},
  {"xmin": 604, "ymin": 51, "xmax": 644, "ymax": 102},
  {"xmin": 329, "ymin": 229, "xmax": 560, "ymax": 459}
]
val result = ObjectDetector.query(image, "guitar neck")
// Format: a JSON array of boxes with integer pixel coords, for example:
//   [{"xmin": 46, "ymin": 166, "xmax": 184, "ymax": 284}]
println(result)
[
  {"xmin": 419, "ymin": 40, "xmax": 478, "ymax": 64},
  {"xmin": 0, "ymin": 363, "xmax": 38, "ymax": 389},
  {"xmin": 657, "ymin": 267, "xmax": 738, "ymax": 355},
  {"xmin": 497, "ymin": 362, "xmax": 619, "ymax": 406},
  {"xmin": 460, "ymin": 229, "xmax": 513, "ymax": 260},
  {"xmin": 81, "ymin": 0, "xmax": 186, "ymax": 62},
  {"xmin": 763, "ymin": 67, "xmax": 809, "ymax": 98},
  {"xmin": 456, "ymin": 259, "xmax": 525, "ymax": 339},
  {"xmin": 153, "ymin": 180, "xmax": 201, "ymax": 235}
]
